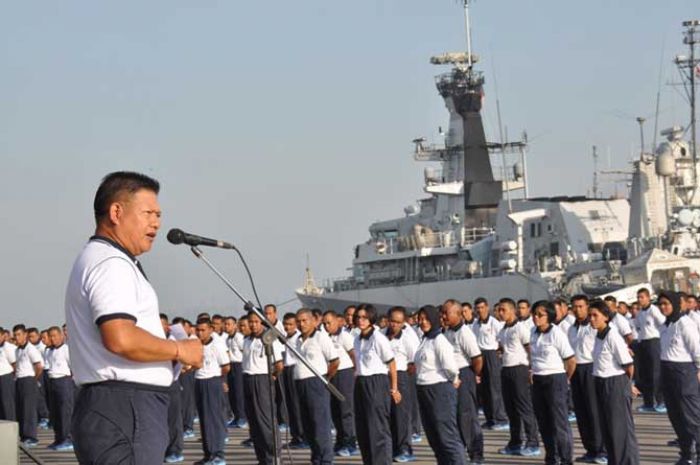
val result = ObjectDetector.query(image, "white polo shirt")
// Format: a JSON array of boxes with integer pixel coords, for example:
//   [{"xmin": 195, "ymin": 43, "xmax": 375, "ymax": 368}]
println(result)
[
  {"xmin": 661, "ymin": 315, "xmax": 700, "ymax": 367},
  {"xmin": 519, "ymin": 317, "xmax": 535, "ymax": 333},
  {"xmin": 294, "ymin": 330, "xmax": 338, "ymax": 380},
  {"xmin": 384, "ymin": 328, "xmax": 418, "ymax": 372},
  {"xmin": 0, "ymin": 342, "xmax": 16, "ymax": 376},
  {"xmin": 497, "ymin": 321, "xmax": 530, "ymax": 368},
  {"xmin": 15, "ymin": 343, "xmax": 43, "ymax": 379},
  {"xmin": 329, "ymin": 329, "xmax": 355, "ymax": 371},
  {"xmin": 353, "ymin": 329, "xmax": 395, "ymax": 377},
  {"xmin": 636, "ymin": 304, "xmax": 665, "ymax": 340},
  {"xmin": 227, "ymin": 332, "xmax": 244, "ymax": 363},
  {"xmin": 243, "ymin": 335, "xmax": 283, "ymax": 375},
  {"xmin": 529, "ymin": 325, "xmax": 574, "ymax": 376},
  {"xmin": 567, "ymin": 320, "xmax": 596, "ymax": 365},
  {"xmin": 65, "ymin": 238, "xmax": 172, "ymax": 387},
  {"xmin": 47, "ymin": 344, "xmax": 71, "ymax": 379},
  {"xmin": 444, "ymin": 322, "xmax": 481, "ymax": 369},
  {"xmin": 472, "ymin": 316, "xmax": 504, "ymax": 351},
  {"xmin": 609, "ymin": 313, "xmax": 633, "ymax": 338},
  {"xmin": 556, "ymin": 317, "xmax": 573, "ymax": 335},
  {"xmin": 196, "ymin": 337, "xmax": 230, "ymax": 380},
  {"xmin": 414, "ymin": 334, "xmax": 459, "ymax": 385},
  {"xmin": 592, "ymin": 327, "xmax": 633, "ymax": 378},
  {"xmin": 284, "ymin": 331, "xmax": 300, "ymax": 368}
]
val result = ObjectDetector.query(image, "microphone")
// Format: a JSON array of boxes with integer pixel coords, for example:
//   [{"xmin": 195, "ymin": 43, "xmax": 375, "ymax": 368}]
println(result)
[{"xmin": 167, "ymin": 228, "xmax": 235, "ymax": 250}]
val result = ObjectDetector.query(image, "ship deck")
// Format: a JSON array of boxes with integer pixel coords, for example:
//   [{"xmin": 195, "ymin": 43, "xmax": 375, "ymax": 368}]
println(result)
[{"xmin": 19, "ymin": 398, "xmax": 682, "ymax": 465}]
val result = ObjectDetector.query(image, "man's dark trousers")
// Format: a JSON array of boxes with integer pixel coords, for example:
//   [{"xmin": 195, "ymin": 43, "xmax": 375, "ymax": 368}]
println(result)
[{"xmin": 48, "ymin": 376, "xmax": 74, "ymax": 445}]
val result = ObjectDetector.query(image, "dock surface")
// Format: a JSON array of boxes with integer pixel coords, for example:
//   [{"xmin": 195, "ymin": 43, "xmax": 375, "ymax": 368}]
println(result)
[{"xmin": 20, "ymin": 399, "xmax": 680, "ymax": 464}]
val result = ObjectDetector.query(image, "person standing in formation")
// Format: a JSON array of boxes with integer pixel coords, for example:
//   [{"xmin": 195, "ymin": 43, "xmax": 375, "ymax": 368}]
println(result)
[
  {"xmin": 495, "ymin": 298, "xmax": 540, "ymax": 457},
  {"xmin": 353, "ymin": 304, "xmax": 400, "ymax": 465},
  {"xmin": 567, "ymin": 295, "xmax": 606, "ymax": 465},
  {"xmin": 224, "ymin": 316, "xmax": 247, "ymax": 429},
  {"xmin": 589, "ymin": 300, "xmax": 639, "ymax": 465},
  {"xmin": 0, "ymin": 326, "xmax": 16, "ymax": 422},
  {"xmin": 322, "ymin": 310, "xmax": 359, "ymax": 457},
  {"xmin": 529, "ymin": 300, "xmax": 576, "ymax": 465},
  {"xmin": 472, "ymin": 297, "xmax": 508, "ymax": 430},
  {"xmin": 635, "ymin": 287, "xmax": 666, "ymax": 413},
  {"xmin": 282, "ymin": 312, "xmax": 306, "ymax": 449},
  {"xmin": 294, "ymin": 308, "xmax": 339, "ymax": 465},
  {"xmin": 243, "ymin": 311, "xmax": 284, "ymax": 465},
  {"xmin": 442, "ymin": 299, "xmax": 485, "ymax": 464},
  {"xmin": 384, "ymin": 306, "xmax": 419, "ymax": 463},
  {"xmin": 46, "ymin": 326, "xmax": 74, "ymax": 452},
  {"xmin": 14, "ymin": 324, "xmax": 44, "ymax": 447},
  {"xmin": 414, "ymin": 304, "xmax": 465, "ymax": 465},
  {"xmin": 658, "ymin": 291, "xmax": 700, "ymax": 465}
]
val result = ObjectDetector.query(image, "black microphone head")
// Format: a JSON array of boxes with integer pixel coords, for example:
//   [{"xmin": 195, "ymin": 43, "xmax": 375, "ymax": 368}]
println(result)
[{"xmin": 167, "ymin": 228, "xmax": 186, "ymax": 245}]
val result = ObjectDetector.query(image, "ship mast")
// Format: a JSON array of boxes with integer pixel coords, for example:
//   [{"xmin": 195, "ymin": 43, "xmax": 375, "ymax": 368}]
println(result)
[
  {"xmin": 675, "ymin": 20, "xmax": 699, "ymax": 183},
  {"xmin": 463, "ymin": 0, "xmax": 474, "ymax": 69}
]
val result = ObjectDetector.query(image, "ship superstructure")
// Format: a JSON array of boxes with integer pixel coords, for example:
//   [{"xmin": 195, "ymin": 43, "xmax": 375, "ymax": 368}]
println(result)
[{"xmin": 296, "ymin": 1, "xmax": 640, "ymax": 312}]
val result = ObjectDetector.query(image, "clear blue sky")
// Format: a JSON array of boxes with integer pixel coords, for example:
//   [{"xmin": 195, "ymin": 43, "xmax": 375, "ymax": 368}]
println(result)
[{"xmin": 0, "ymin": 0, "xmax": 697, "ymax": 327}]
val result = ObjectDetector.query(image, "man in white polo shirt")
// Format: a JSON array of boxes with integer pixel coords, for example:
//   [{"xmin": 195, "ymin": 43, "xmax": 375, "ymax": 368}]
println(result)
[
  {"xmin": 0, "ymin": 326, "xmax": 16, "ymax": 421},
  {"xmin": 46, "ymin": 325, "xmax": 74, "ymax": 452},
  {"xmin": 65, "ymin": 171, "xmax": 202, "ymax": 465},
  {"xmin": 14, "ymin": 324, "xmax": 44, "ymax": 447}
]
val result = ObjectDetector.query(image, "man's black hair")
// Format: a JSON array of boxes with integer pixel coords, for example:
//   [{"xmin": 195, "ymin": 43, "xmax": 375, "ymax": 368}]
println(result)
[
  {"xmin": 13, "ymin": 324, "xmax": 27, "ymax": 333},
  {"xmin": 93, "ymin": 171, "xmax": 160, "ymax": 222}
]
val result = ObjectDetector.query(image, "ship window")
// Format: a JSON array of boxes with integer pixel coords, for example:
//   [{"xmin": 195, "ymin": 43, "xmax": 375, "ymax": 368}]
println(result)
[
  {"xmin": 530, "ymin": 222, "xmax": 542, "ymax": 238},
  {"xmin": 530, "ymin": 223, "xmax": 536, "ymax": 238},
  {"xmin": 537, "ymin": 223, "xmax": 542, "ymax": 237},
  {"xmin": 589, "ymin": 210, "xmax": 601, "ymax": 220},
  {"xmin": 550, "ymin": 242, "xmax": 559, "ymax": 256}
]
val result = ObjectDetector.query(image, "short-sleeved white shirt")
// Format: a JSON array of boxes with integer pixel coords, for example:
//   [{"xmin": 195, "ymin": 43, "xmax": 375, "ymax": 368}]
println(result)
[
  {"xmin": 497, "ymin": 321, "xmax": 530, "ymax": 368},
  {"xmin": 329, "ymin": 329, "xmax": 355, "ymax": 371},
  {"xmin": 472, "ymin": 316, "xmax": 504, "ymax": 351},
  {"xmin": 444, "ymin": 323, "xmax": 482, "ymax": 369},
  {"xmin": 227, "ymin": 332, "xmax": 244, "ymax": 363},
  {"xmin": 567, "ymin": 320, "xmax": 596, "ymax": 365},
  {"xmin": 65, "ymin": 239, "xmax": 172, "ymax": 387},
  {"xmin": 592, "ymin": 327, "xmax": 633, "ymax": 378},
  {"xmin": 284, "ymin": 331, "xmax": 300, "ymax": 367},
  {"xmin": 384, "ymin": 329, "xmax": 418, "ymax": 372},
  {"xmin": 294, "ymin": 330, "xmax": 338, "ymax": 380},
  {"xmin": 661, "ymin": 315, "xmax": 700, "ymax": 367},
  {"xmin": 414, "ymin": 334, "xmax": 459, "ymax": 385},
  {"xmin": 243, "ymin": 335, "xmax": 283, "ymax": 375},
  {"xmin": 636, "ymin": 304, "xmax": 665, "ymax": 340},
  {"xmin": 15, "ymin": 343, "xmax": 43, "ymax": 379},
  {"xmin": 47, "ymin": 344, "xmax": 71, "ymax": 378},
  {"xmin": 519, "ymin": 317, "xmax": 535, "ymax": 333},
  {"xmin": 196, "ymin": 337, "xmax": 230, "ymax": 379},
  {"xmin": 609, "ymin": 313, "xmax": 632, "ymax": 338},
  {"xmin": 353, "ymin": 329, "xmax": 395, "ymax": 377},
  {"xmin": 529, "ymin": 325, "xmax": 574, "ymax": 376},
  {"xmin": 0, "ymin": 342, "xmax": 16, "ymax": 376}
]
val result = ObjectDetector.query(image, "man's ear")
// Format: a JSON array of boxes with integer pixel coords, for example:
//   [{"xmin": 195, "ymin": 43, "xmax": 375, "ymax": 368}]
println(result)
[{"xmin": 107, "ymin": 201, "xmax": 124, "ymax": 225}]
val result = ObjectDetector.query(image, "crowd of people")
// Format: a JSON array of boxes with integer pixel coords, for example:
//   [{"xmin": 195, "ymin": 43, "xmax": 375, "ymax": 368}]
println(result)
[{"xmin": 2, "ymin": 288, "xmax": 700, "ymax": 465}]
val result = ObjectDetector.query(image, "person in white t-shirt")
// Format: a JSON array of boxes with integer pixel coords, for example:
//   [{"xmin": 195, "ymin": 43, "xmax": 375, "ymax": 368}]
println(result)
[
  {"xmin": 281, "ymin": 312, "xmax": 306, "ymax": 448},
  {"xmin": 224, "ymin": 316, "xmax": 247, "ymax": 429},
  {"xmin": 65, "ymin": 171, "xmax": 203, "ymax": 465},
  {"xmin": 264, "ymin": 304, "xmax": 289, "ymax": 431},
  {"xmin": 529, "ymin": 301, "xmax": 576, "ymax": 465},
  {"xmin": 635, "ymin": 287, "xmax": 666, "ymax": 413},
  {"xmin": 353, "ymin": 304, "xmax": 400, "ymax": 465},
  {"xmin": 295, "ymin": 309, "xmax": 339, "ymax": 465},
  {"xmin": 46, "ymin": 326, "xmax": 74, "ymax": 452},
  {"xmin": 13, "ymin": 324, "xmax": 43, "ymax": 447},
  {"xmin": 0, "ymin": 326, "xmax": 16, "ymax": 422},
  {"xmin": 194, "ymin": 317, "xmax": 231, "ymax": 465},
  {"xmin": 27, "ymin": 327, "xmax": 50, "ymax": 427},
  {"xmin": 589, "ymin": 300, "xmax": 639, "ymax": 465},
  {"xmin": 322, "ymin": 310, "xmax": 359, "ymax": 456}
]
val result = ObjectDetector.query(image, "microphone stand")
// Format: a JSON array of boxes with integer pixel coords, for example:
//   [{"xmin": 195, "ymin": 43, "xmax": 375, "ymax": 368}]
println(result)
[{"xmin": 188, "ymin": 246, "xmax": 346, "ymax": 465}]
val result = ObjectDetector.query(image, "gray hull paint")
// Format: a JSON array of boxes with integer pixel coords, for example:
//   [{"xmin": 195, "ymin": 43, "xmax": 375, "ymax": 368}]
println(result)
[{"xmin": 296, "ymin": 274, "xmax": 550, "ymax": 313}]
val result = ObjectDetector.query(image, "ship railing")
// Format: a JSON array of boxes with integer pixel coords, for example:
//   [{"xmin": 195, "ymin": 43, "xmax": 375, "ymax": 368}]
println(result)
[{"xmin": 371, "ymin": 227, "xmax": 493, "ymax": 255}]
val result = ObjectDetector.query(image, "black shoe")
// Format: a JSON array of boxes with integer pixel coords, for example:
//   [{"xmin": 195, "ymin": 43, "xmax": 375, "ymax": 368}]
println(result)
[{"xmin": 668, "ymin": 438, "xmax": 680, "ymax": 447}]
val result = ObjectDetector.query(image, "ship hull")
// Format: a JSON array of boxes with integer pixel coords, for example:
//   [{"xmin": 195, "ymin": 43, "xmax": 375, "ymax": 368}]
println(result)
[{"xmin": 296, "ymin": 274, "xmax": 550, "ymax": 313}]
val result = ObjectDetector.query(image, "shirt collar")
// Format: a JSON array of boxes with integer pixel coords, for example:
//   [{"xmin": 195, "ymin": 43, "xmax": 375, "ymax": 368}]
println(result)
[
  {"xmin": 17, "ymin": 342, "xmax": 28, "ymax": 349},
  {"xmin": 53, "ymin": 343, "xmax": 64, "ymax": 350},
  {"xmin": 360, "ymin": 327, "xmax": 375, "ymax": 340},
  {"xmin": 504, "ymin": 319, "xmax": 518, "ymax": 328},
  {"xmin": 596, "ymin": 326, "xmax": 611, "ymax": 340},
  {"xmin": 478, "ymin": 314, "xmax": 490, "ymax": 325},
  {"xmin": 535, "ymin": 324, "xmax": 553, "ymax": 335},
  {"xmin": 450, "ymin": 321, "xmax": 464, "ymax": 332},
  {"xmin": 90, "ymin": 235, "xmax": 148, "ymax": 280},
  {"xmin": 302, "ymin": 328, "xmax": 317, "ymax": 340},
  {"xmin": 574, "ymin": 317, "xmax": 590, "ymax": 328},
  {"xmin": 385, "ymin": 328, "xmax": 402, "ymax": 340}
]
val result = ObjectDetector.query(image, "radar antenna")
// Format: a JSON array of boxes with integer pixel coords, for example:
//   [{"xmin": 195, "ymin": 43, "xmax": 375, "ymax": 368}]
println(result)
[{"xmin": 675, "ymin": 20, "xmax": 700, "ymax": 182}]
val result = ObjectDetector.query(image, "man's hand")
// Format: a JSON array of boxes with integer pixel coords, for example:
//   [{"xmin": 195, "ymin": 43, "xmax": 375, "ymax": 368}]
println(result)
[
  {"xmin": 176, "ymin": 339, "xmax": 203, "ymax": 369},
  {"xmin": 390, "ymin": 389, "xmax": 402, "ymax": 405}
]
